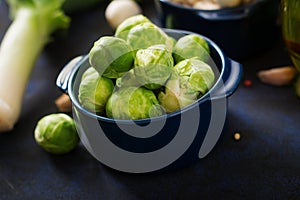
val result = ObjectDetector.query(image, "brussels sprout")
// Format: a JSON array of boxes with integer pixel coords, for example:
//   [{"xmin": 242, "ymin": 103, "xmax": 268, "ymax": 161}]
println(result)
[
  {"xmin": 168, "ymin": 36, "xmax": 177, "ymax": 49},
  {"xmin": 158, "ymin": 73, "xmax": 197, "ymax": 113},
  {"xmin": 134, "ymin": 44, "xmax": 174, "ymax": 90},
  {"xmin": 126, "ymin": 22, "xmax": 173, "ymax": 51},
  {"xmin": 34, "ymin": 113, "xmax": 79, "ymax": 154},
  {"xmin": 174, "ymin": 58, "xmax": 215, "ymax": 93},
  {"xmin": 116, "ymin": 68, "xmax": 140, "ymax": 88},
  {"xmin": 115, "ymin": 14, "xmax": 151, "ymax": 40},
  {"xmin": 78, "ymin": 67, "xmax": 114, "ymax": 114},
  {"xmin": 106, "ymin": 86, "xmax": 163, "ymax": 120},
  {"xmin": 89, "ymin": 36, "xmax": 134, "ymax": 78},
  {"xmin": 173, "ymin": 34, "xmax": 210, "ymax": 64},
  {"xmin": 158, "ymin": 58, "xmax": 215, "ymax": 113}
]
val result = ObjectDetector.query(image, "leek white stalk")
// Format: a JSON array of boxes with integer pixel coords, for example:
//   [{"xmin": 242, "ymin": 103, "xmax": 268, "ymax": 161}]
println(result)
[{"xmin": 0, "ymin": 0, "xmax": 69, "ymax": 132}]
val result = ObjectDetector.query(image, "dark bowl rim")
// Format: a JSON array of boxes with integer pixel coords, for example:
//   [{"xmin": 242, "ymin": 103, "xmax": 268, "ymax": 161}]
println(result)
[
  {"xmin": 157, "ymin": 0, "xmax": 265, "ymax": 12},
  {"xmin": 67, "ymin": 28, "xmax": 227, "ymax": 124}
]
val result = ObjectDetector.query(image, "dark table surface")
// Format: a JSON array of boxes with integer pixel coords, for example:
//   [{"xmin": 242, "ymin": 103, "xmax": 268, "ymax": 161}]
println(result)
[{"xmin": 0, "ymin": 0, "xmax": 299, "ymax": 199}]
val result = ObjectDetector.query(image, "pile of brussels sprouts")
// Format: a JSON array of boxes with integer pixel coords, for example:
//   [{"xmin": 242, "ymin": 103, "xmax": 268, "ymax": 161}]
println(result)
[{"xmin": 78, "ymin": 15, "xmax": 215, "ymax": 120}]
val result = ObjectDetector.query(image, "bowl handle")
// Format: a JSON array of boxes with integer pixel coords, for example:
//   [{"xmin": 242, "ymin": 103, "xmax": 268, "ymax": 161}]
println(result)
[
  {"xmin": 56, "ymin": 55, "xmax": 84, "ymax": 93},
  {"xmin": 210, "ymin": 58, "xmax": 243, "ymax": 101}
]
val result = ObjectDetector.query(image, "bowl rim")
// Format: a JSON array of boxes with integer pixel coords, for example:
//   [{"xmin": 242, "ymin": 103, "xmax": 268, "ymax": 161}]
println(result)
[
  {"xmin": 67, "ymin": 28, "xmax": 227, "ymax": 124},
  {"xmin": 158, "ymin": 0, "xmax": 266, "ymax": 12}
]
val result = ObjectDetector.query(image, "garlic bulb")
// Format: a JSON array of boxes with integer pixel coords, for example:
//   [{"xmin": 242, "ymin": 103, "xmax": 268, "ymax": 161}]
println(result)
[{"xmin": 105, "ymin": 0, "xmax": 142, "ymax": 29}]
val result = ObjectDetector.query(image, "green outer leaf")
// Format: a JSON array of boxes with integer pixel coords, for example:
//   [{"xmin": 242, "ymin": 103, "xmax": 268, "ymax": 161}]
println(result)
[
  {"xmin": 174, "ymin": 58, "xmax": 215, "ymax": 94},
  {"xmin": 78, "ymin": 67, "xmax": 114, "ymax": 114},
  {"xmin": 115, "ymin": 14, "xmax": 150, "ymax": 40},
  {"xmin": 106, "ymin": 87, "xmax": 163, "ymax": 120},
  {"xmin": 173, "ymin": 34, "xmax": 210, "ymax": 64},
  {"xmin": 6, "ymin": 0, "xmax": 70, "ymax": 39},
  {"xmin": 89, "ymin": 36, "xmax": 134, "ymax": 79},
  {"xmin": 134, "ymin": 44, "xmax": 174, "ymax": 90}
]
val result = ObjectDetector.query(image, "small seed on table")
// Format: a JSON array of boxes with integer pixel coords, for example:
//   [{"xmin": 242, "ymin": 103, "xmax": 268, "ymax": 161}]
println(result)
[
  {"xmin": 243, "ymin": 79, "xmax": 252, "ymax": 87},
  {"xmin": 234, "ymin": 132, "xmax": 241, "ymax": 141}
]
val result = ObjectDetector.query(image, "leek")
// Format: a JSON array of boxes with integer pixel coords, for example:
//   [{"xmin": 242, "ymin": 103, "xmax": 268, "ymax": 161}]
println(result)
[{"xmin": 0, "ymin": 0, "xmax": 70, "ymax": 132}]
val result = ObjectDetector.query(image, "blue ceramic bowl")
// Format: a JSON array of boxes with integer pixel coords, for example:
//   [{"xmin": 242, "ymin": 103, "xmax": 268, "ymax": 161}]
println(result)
[
  {"xmin": 56, "ymin": 29, "xmax": 242, "ymax": 173},
  {"xmin": 155, "ymin": 0, "xmax": 280, "ymax": 60}
]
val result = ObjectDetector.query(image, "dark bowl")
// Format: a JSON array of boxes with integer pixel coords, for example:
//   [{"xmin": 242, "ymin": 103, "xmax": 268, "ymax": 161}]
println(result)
[
  {"xmin": 56, "ymin": 29, "xmax": 242, "ymax": 173},
  {"xmin": 155, "ymin": 0, "xmax": 280, "ymax": 60}
]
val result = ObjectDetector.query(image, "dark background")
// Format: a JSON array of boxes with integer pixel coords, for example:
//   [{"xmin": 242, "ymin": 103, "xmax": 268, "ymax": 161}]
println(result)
[{"xmin": 0, "ymin": 0, "xmax": 299, "ymax": 199}]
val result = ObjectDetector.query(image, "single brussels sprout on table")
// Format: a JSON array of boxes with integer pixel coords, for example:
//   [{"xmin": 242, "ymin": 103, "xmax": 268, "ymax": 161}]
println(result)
[
  {"xmin": 78, "ymin": 67, "xmax": 114, "ymax": 114},
  {"xmin": 106, "ymin": 87, "xmax": 163, "ymax": 120},
  {"xmin": 173, "ymin": 34, "xmax": 210, "ymax": 64},
  {"xmin": 134, "ymin": 44, "xmax": 174, "ymax": 90},
  {"xmin": 34, "ymin": 113, "xmax": 79, "ymax": 154},
  {"xmin": 89, "ymin": 36, "xmax": 134, "ymax": 78},
  {"xmin": 158, "ymin": 58, "xmax": 215, "ymax": 113}
]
